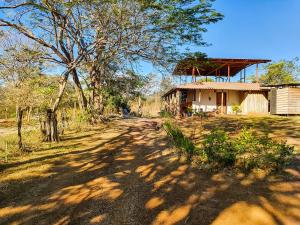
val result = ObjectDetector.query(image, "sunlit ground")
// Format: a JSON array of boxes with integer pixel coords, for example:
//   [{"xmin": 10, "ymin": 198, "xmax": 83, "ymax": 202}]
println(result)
[{"xmin": 0, "ymin": 117, "xmax": 299, "ymax": 225}]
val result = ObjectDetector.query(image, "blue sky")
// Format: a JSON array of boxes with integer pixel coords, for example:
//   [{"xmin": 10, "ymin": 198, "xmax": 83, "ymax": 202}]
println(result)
[{"xmin": 143, "ymin": 0, "xmax": 300, "ymax": 81}]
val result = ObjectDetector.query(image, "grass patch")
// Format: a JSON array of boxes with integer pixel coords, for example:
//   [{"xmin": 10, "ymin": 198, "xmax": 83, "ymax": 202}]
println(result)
[
  {"xmin": 0, "ymin": 129, "xmax": 43, "ymax": 161},
  {"xmin": 163, "ymin": 120, "xmax": 196, "ymax": 160}
]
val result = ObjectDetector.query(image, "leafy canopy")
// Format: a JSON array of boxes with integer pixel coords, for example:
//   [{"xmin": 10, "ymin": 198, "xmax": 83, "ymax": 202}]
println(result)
[{"xmin": 250, "ymin": 59, "xmax": 300, "ymax": 85}]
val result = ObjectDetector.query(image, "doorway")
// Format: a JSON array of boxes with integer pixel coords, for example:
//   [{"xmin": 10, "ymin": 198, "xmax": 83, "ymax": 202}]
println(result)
[{"xmin": 216, "ymin": 92, "xmax": 227, "ymax": 114}]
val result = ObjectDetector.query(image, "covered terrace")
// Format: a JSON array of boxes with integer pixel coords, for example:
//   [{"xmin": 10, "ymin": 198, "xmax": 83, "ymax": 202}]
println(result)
[{"xmin": 173, "ymin": 57, "xmax": 271, "ymax": 83}]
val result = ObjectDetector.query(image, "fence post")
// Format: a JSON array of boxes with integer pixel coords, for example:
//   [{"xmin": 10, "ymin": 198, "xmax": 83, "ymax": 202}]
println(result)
[{"xmin": 5, "ymin": 140, "xmax": 8, "ymax": 162}]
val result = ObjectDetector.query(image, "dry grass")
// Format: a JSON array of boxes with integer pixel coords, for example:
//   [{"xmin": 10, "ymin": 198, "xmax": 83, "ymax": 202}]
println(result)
[{"xmin": 0, "ymin": 117, "xmax": 299, "ymax": 225}]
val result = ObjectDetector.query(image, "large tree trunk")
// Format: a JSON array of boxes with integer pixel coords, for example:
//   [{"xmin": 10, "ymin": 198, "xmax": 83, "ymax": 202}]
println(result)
[
  {"xmin": 45, "ymin": 108, "xmax": 59, "ymax": 142},
  {"xmin": 138, "ymin": 95, "xmax": 142, "ymax": 117},
  {"xmin": 16, "ymin": 106, "xmax": 23, "ymax": 150},
  {"xmin": 89, "ymin": 64, "xmax": 104, "ymax": 119},
  {"xmin": 71, "ymin": 69, "xmax": 88, "ymax": 110},
  {"xmin": 61, "ymin": 108, "xmax": 67, "ymax": 135},
  {"xmin": 43, "ymin": 69, "xmax": 70, "ymax": 142}
]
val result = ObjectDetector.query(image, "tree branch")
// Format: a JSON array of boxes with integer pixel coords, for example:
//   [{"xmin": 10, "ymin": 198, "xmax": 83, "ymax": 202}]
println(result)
[{"xmin": 0, "ymin": 19, "xmax": 68, "ymax": 64}]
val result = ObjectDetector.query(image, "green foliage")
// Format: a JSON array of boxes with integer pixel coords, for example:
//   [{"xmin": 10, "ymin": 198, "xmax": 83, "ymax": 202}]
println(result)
[
  {"xmin": 202, "ymin": 129, "xmax": 236, "ymax": 167},
  {"xmin": 234, "ymin": 128, "xmax": 294, "ymax": 170},
  {"xmin": 249, "ymin": 59, "xmax": 300, "ymax": 85},
  {"xmin": 98, "ymin": 71, "xmax": 153, "ymax": 114},
  {"xmin": 76, "ymin": 111, "xmax": 93, "ymax": 123},
  {"xmin": 232, "ymin": 104, "xmax": 241, "ymax": 114},
  {"xmin": 201, "ymin": 128, "xmax": 294, "ymax": 171},
  {"xmin": 159, "ymin": 110, "xmax": 173, "ymax": 118},
  {"xmin": 163, "ymin": 120, "xmax": 196, "ymax": 159}
]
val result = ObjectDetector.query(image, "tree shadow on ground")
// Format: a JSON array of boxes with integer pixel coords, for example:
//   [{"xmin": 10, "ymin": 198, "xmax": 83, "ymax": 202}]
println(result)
[{"xmin": 0, "ymin": 118, "xmax": 299, "ymax": 225}]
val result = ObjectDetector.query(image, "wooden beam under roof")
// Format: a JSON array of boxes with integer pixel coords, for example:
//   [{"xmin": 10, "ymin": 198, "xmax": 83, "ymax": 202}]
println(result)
[{"xmin": 173, "ymin": 57, "xmax": 271, "ymax": 77}]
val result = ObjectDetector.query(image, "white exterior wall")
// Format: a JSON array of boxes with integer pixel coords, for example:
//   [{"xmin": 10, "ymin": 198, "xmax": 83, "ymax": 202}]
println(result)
[
  {"xmin": 192, "ymin": 90, "xmax": 241, "ymax": 114},
  {"xmin": 191, "ymin": 89, "xmax": 268, "ymax": 114},
  {"xmin": 227, "ymin": 90, "xmax": 241, "ymax": 114},
  {"xmin": 192, "ymin": 89, "xmax": 217, "ymax": 112}
]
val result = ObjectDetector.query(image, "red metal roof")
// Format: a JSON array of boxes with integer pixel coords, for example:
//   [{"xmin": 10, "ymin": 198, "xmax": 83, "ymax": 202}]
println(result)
[
  {"xmin": 163, "ymin": 82, "xmax": 269, "ymax": 97},
  {"xmin": 173, "ymin": 58, "xmax": 271, "ymax": 77}
]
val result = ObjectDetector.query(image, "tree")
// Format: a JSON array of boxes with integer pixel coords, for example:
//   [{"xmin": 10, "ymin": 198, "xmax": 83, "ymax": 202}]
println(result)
[
  {"xmin": 250, "ymin": 59, "xmax": 300, "ymax": 85},
  {"xmin": 0, "ymin": 0, "xmax": 223, "ymax": 136},
  {"xmin": 0, "ymin": 1, "xmax": 97, "ymax": 140},
  {"xmin": 159, "ymin": 75, "xmax": 176, "ymax": 94},
  {"xmin": 0, "ymin": 34, "xmax": 45, "ymax": 149},
  {"xmin": 84, "ymin": 0, "xmax": 223, "ymax": 115}
]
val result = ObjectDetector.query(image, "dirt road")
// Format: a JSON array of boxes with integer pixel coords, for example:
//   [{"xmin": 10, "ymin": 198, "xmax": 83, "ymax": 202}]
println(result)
[{"xmin": 0, "ymin": 118, "xmax": 299, "ymax": 225}]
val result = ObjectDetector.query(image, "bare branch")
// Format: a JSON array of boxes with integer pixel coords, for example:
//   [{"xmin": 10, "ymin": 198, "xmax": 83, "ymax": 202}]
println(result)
[
  {"xmin": 0, "ymin": 2, "xmax": 32, "ymax": 10},
  {"xmin": 0, "ymin": 19, "xmax": 68, "ymax": 64}
]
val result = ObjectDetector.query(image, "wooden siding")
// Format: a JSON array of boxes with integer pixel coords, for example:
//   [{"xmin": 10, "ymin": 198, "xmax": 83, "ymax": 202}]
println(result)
[
  {"xmin": 269, "ymin": 88, "xmax": 277, "ymax": 114},
  {"xmin": 288, "ymin": 88, "xmax": 300, "ymax": 114},
  {"xmin": 270, "ymin": 87, "xmax": 300, "ymax": 115},
  {"xmin": 276, "ymin": 88, "xmax": 289, "ymax": 114},
  {"xmin": 241, "ymin": 91, "xmax": 268, "ymax": 114}
]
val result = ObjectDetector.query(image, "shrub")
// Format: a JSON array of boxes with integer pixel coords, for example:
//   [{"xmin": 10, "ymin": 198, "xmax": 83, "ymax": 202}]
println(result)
[
  {"xmin": 232, "ymin": 104, "xmax": 241, "ymax": 115},
  {"xmin": 234, "ymin": 129, "xmax": 294, "ymax": 170},
  {"xmin": 163, "ymin": 120, "xmax": 196, "ymax": 160},
  {"xmin": 201, "ymin": 128, "xmax": 294, "ymax": 171},
  {"xmin": 202, "ymin": 129, "xmax": 237, "ymax": 167},
  {"xmin": 234, "ymin": 128, "xmax": 259, "ymax": 153}
]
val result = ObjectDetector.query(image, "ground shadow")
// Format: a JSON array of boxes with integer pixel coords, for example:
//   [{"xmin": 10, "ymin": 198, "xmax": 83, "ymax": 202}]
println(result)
[{"xmin": 0, "ymin": 118, "xmax": 299, "ymax": 225}]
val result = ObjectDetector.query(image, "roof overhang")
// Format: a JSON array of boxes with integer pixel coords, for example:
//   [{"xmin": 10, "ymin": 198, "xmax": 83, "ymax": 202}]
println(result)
[
  {"xmin": 262, "ymin": 83, "xmax": 300, "ymax": 88},
  {"xmin": 173, "ymin": 58, "xmax": 271, "ymax": 77},
  {"xmin": 163, "ymin": 82, "xmax": 269, "ymax": 97}
]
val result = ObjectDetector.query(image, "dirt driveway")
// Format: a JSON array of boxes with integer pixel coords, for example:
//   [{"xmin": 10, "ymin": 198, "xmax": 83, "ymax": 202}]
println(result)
[{"xmin": 0, "ymin": 118, "xmax": 300, "ymax": 225}]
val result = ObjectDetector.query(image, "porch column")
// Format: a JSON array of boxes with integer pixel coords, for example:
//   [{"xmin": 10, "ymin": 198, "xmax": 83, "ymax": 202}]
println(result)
[
  {"xmin": 221, "ymin": 91, "xmax": 224, "ymax": 114},
  {"xmin": 227, "ymin": 65, "xmax": 230, "ymax": 82},
  {"xmin": 256, "ymin": 64, "xmax": 259, "ymax": 83},
  {"xmin": 176, "ymin": 90, "xmax": 181, "ymax": 118},
  {"xmin": 192, "ymin": 67, "xmax": 195, "ymax": 83}
]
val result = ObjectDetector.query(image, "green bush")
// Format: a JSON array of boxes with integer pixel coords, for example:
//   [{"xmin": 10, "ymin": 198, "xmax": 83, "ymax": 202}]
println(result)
[
  {"xmin": 163, "ymin": 120, "xmax": 196, "ymax": 160},
  {"xmin": 202, "ymin": 129, "xmax": 237, "ymax": 167},
  {"xmin": 201, "ymin": 128, "xmax": 294, "ymax": 170},
  {"xmin": 232, "ymin": 104, "xmax": 241, "ymax": 114},
  {"xmin": 234, "ymin": 128, "xmax": 294, "ymax": 170}
]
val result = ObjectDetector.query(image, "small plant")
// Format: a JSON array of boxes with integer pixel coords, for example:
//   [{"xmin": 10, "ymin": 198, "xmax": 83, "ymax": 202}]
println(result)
[
  {"xmin": 202, "ymin": 129, "xmax": 237, "ymax": 167},
  {"xmin": 194, "ymin": 111, "xmax": 208, "ymax": 120},
  {"xmin": 186, "ymin": 106, "xmax": 193, "ymax": 117},
  {"xmin": 232, "ymin": 104, "xmax": 241, "ymax": 115},
  {"xmin": 163, "ymin": 120, "xmax": 196, "ymax": 160},
  {"xmin": 159, "ymin": 110, "xmax": 172, "ymax": 118}
]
